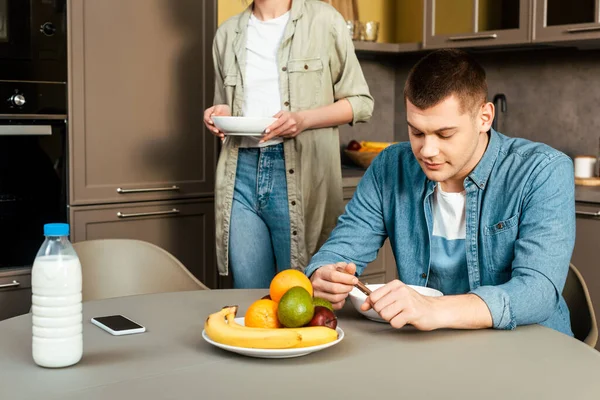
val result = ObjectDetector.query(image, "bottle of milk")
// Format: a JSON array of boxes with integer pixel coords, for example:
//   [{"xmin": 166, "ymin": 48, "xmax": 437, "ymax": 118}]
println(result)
[{"xmin": 31, "ymin": 223, "xmax": 82, "ymax": 368}]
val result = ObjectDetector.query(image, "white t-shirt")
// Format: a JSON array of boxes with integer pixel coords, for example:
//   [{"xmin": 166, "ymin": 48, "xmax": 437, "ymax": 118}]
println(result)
[
  {"xmin": 240, "ymin": 11, "xmax": 290, "ymax": 148},
  {"xmin": 427, "ymin": 184, "xmax": 470, "ymax": 296}
]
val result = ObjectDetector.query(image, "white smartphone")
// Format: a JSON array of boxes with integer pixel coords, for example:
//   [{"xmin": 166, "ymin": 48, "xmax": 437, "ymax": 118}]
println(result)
[{"xmin": 91, "ymin": 315, "xmax": 146, "ymax": 336}]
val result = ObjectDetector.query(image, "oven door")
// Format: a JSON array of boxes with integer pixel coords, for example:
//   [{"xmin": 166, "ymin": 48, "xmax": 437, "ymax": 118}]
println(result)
[
  {"xmin": 0, "ymin": 120, "xmax": 67, "ymax": 269},
  {"xmin": 0, "ymin": 0, "xmax": 66, "ymax": 82}
]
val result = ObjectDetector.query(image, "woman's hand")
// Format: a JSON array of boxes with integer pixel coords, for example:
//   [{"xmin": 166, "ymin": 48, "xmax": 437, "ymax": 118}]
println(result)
[
  {"xmin": 203, "ymin": 104, "xmax": 231, "ymax": 138},
  {"xmin": 260, "ymin": 111, "xmax": 307, "ymax": 143}
]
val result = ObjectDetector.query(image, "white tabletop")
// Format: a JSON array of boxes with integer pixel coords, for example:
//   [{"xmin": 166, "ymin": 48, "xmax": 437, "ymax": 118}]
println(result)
[{"xmin": 1, "ymin": 289, "xmax": 600, "ymax": 400}]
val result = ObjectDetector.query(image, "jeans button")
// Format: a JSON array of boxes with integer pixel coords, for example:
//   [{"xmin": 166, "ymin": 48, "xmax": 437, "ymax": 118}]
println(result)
[
  {"xmin": 496, "ymin": 223, "xmax": 504, "ymax": 229},
  {"xmin": 284, "ymin": 101, "xmax": 290, "ymax": 107},
  {"xmin": 282, "ymin": 66, "xmax": 287, "ymax": 72},
  {"xmin": 288, "ymin": 169, "xmax": 295, "ymax": 174},
  {"xmin": 292, "ymin": 230, "xmax": 297, "ymax": 236},
  {"xmin": 421, "ymin": 273, "xmax": 427, "ymax": 279},
  {"xmin": 291, "ymin": 201, "xmax": 296, "ymax": 206}
]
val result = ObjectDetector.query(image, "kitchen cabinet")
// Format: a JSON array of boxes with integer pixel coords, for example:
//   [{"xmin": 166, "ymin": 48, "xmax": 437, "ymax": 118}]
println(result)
[
  {"xmin": 423, "ymin": 0, "xmax": 531, "ymax": 49},
  {"xmin": 68, "ymin": 0, "xmax": 217, "ymax": 205},
  {"xmin": 571, "ymin": 202, "xmax": 600, "ymax": 351},
  {"xmin": 70, "ymin": 199, "xmax": 217, "ymax": 289},
  {"xmin": 0, "ymin": 268, "xmax": 32, "ymax": 321},
  {"xmin": 534, "ymin": 0, "xmax": 600, "ymax": 44}
]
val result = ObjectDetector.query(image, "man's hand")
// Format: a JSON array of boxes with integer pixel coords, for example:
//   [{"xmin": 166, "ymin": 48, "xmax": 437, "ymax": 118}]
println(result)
[
  {"xmin": 310, "ymin": 262, "xmax": 358, "ymax": 310},
  {"xmin": 361, "ymin": 280, "xmax": 441, "ymax": 331},
  {"xmin": 203, "ymin": 104, "xmax": 231, "ymax": 138},
  {"xmin": 260, "ymin": 111, "xmax": 306, "ymax": 143}
]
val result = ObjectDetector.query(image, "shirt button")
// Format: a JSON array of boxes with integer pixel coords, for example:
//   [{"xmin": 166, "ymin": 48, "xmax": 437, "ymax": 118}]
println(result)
[
  {"xmin": 291, "ymin": 201, "xmax": 296, "ymax": 206},
  {"xmin": 282, "ymin": 66, "xmax": 287, "ymax": 72},
  {"xmin": 284, "ymin": 101, "xmax": 290, "ymax": 107},
  {"xmin": 304, "ymin": 64, "xmax": 309, "ymax": 70},
  {"xmin": 289, "ymin": 169, "xmax": 295, "ymax": 174},
  {"xmin": 292, "ymin": 230, "xmax": 297, "ymax": 236},
  {"xmin": 497, "ymin": 223, "xmax": 504, "ymax": 229},
  {"xmin": 421, "ymin": 273, "xmax": 427, "ymax": 279}
]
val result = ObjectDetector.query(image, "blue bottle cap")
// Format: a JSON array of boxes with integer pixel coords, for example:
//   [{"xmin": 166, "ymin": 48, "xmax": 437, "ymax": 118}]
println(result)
[{"xmin": 44, "ymin": 223, "xmax": 70, "ymax": 237}]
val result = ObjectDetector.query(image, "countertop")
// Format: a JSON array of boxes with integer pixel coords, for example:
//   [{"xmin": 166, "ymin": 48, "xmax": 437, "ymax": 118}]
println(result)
[{"xmin": 343, "ymin": 166, "xmax": 600, "ymax": 204}]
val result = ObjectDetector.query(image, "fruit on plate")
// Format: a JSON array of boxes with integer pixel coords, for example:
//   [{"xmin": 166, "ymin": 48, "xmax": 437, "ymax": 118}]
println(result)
[
  {"xmin": 307, "ymin": 306, "xmax": 338, "ymax": 330},
  {"xmin": 269, "ymin": 269, "xmax": 313, "ymax": 303},
  {"xmin": 277, "ymin": 286, "xmax": 314, "ymax": 328},
  {"xmin": 313, "ymin": 297, "xmax": 334, "ymax": 312},
  {"xmin": 357, "ymin": 141, "xmax": 395, "ymax": 153},
  {"xmin": 347, "ymin": 139, "xmax": 362, "ymax": 151},
  {"xmin": 204, "ymin": 306, "xmax": 338, "ymax": 349},
  {"xmin": 244, "ymin": 299, "xmax": 282, "ymax": 329}
]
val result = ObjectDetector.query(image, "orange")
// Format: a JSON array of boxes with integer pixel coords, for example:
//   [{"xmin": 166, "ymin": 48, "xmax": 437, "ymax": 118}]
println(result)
[
  {"xmin": 244, "ymin": 299, "xmax": 282, "ymax": 329},
  {"xmin": 269, "ymin": 269, "xmax": 313, "ymax": 303}
]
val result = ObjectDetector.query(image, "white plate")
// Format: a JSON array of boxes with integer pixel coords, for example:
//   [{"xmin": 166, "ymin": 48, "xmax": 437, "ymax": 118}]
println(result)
[
  {"xmin": 202, "ymin": 317, "xmax": 344, "ymax": 359},
  {"xmin": 348, "ymin": 284, "xmax": 443, "ymax": 323},
  {"xmin": 211, "ymin": 116, "xmax": 277, "ymax": 136}
]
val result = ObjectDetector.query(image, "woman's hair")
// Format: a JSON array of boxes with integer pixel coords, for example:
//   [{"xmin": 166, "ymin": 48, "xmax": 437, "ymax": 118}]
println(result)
[{"xmin": 404, "ymin": 49, "xmax": 487, "ymax": 115}]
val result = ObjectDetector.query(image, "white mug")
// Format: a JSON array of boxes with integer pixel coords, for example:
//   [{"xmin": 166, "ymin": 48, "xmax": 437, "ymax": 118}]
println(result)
[{"xmin": 574, "ymin": 156, "xmax": 597, "ymax": 178}]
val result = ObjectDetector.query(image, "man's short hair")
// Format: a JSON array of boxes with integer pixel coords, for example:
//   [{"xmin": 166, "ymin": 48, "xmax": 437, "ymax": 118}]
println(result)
[{"xmin": 404, "ymin": 49, "xmax": 488, "ymax": 115}]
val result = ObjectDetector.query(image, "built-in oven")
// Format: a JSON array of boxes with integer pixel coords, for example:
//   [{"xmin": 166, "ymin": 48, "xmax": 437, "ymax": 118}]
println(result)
[
  {"xmin": 0, "ymin": 0, "xmax": 67, "ymax": 83},
  {"xmin": 0, "ymin": 81, "xmax": 67, "ymax": 270}
]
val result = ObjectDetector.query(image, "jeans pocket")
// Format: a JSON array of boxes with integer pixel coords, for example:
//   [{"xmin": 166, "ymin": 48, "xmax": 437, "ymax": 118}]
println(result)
[{"xmin": 483, "ymin": 214, "xmax": 519, "ymax": 273}]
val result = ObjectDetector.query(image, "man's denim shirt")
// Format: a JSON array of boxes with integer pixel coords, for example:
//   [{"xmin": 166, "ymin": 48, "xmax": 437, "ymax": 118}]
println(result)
[{"xmin": 305, "ymin": 130, "xmax": 575, "ymax": 336}]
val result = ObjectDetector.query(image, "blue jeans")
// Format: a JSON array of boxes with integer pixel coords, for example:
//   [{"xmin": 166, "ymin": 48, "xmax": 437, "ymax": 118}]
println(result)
[{"xmin": 229, "ymin": 144, "xmax": 291, "ymax": 289}]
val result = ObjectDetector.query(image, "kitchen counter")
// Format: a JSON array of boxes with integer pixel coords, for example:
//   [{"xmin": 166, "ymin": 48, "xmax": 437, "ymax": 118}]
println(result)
[
  {"xmin": 576, "ymin": 186, "xmax": 600, "ymax": 205},
  {"xmin": 343, "ymin": 166, "xmax": 600, "ymax": 205}
]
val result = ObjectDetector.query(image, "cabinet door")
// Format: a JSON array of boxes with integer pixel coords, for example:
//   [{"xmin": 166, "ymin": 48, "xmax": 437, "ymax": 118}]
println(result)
[
  {"xmin": 70, "ymin": 199, "xmax": 217, "ymax": 288},
  {"xmin": 424, "ymin": 0, "xmax": 531, "ymax": 49},
  {"xmin": 0, "ymin": 268, "xmax": 32, "ymax": 321},
  {"xmin": 571, "ymin": 202, "xmax": 600, "ymax": 351},
  {"xmin": 68, "ymin": 0, "xmax": 217, "ymax": 205},
  {"xmin": 534, "ymin": 0, "xmax": 600, "ymax": 43}
]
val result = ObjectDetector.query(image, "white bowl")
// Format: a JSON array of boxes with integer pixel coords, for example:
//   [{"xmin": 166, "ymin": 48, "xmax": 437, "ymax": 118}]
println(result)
[
  {"xmin": 211, "ymin": 116, "xmax": 277, "ymax": 136},
  {"xmin": 348, "ymin": 283, "xmax": 443, "ymax": 323}
]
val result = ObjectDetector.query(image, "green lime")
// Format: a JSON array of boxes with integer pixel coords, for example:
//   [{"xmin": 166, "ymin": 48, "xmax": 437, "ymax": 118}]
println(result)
[
  {"xmin": 313, "ymin": 297, "xmax": 334, "ymax": 312},
  {"xmin": 277, "ymin": 286, "xmax": 315, "ymax": 328}
]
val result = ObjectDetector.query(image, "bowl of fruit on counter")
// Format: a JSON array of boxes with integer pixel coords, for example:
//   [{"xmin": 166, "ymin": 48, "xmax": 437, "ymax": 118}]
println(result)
[
  {"xmin": 344, "ymin": 140, "xmax": 396, "ymax": 169},
  {"xmin": 202, "ymin": 270, "xmax": 344, "ymax": 358}
]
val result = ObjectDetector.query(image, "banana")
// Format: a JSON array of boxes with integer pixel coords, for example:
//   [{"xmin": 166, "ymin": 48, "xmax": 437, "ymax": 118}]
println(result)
[
  {"xmin": 204, "ymin": 306, "xmax": 339, "ymax": 349},
  {"xmin": 205, "ymin": 306, "xmax": 301, "ymax": 349}
]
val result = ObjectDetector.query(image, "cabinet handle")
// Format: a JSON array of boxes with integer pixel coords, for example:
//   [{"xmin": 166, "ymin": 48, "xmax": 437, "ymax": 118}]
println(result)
[
  {"xmin": 117, "ymin": 209, "xmax": 180, "ymax": 219},
  {"xmin": 448, "ymin": 33, "xmax": 498, "ymax": 41},
  {"xmin": 0, "ymin": 280, "xmax": 20, "ymax": 289},
  {"xmin": 576, "ymin": 210, "xmax": 600, "ymax": 218},
  {"xmin": 116, "ymin": 185, "xmax": 180, "ymax": 194},
  {"xmin": 567, "ymin": 26, "xmax": 600, "ymax": 33}
]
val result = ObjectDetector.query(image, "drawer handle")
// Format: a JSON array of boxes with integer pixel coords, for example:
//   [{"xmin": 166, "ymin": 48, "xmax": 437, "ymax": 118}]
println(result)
[
  {"xmin": 116, "ymin": 185, "xmax": 180, "ymax": 194},
  {"xmin": 117, "ymin": 209, "xmax": 180, "ymax": 219},
  {"xmin": 567, "ymin": 26, "xmax": 600, "ymax": 33},
  {"xmin": 448, "ymin": 33, "xmax": 498, "ymax": 41},
  {"xmin": 0, "ymin": 280, "xmax": 20, "ymax": 289},
  {"xmin": 576, "ymin": 210, "xmax": 600, "ymax": 218}
]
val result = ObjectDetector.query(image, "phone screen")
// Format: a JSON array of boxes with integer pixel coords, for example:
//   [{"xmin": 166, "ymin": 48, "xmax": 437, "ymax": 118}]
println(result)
[{"xmin": 93, "ymin": 315, "xmax": 143, "ymax": 331}]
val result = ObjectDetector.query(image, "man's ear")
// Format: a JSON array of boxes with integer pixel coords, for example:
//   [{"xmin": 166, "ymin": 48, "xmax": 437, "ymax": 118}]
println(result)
[{"xmin": 479, "ymin": 102, "xmax": 494, "ymax": 133}]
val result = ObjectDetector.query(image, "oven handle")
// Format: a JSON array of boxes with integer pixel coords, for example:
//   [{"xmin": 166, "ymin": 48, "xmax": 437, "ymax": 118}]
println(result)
[
  {"xmin": 0, "ymin": 280, "xmax": 20, "ymax": 289},
  {"xmin": 0, "ymin": 125, "xmax": 52, "ymax": 136}
]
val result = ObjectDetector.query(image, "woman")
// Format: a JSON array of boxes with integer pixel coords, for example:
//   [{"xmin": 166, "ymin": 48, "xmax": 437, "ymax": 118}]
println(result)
[{"xmin": 204, "ymin": 0, "xmax": 374, "ymax": 289}]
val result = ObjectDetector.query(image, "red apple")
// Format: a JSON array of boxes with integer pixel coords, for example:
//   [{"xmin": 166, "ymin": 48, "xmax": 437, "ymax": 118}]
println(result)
[
  {"xmin": 307, "ymin": 306, "xmax": 337, "ymax": 329},
  {"xmin": 347, "ymin": 140, "xmax": 361, "ymax": 151}
]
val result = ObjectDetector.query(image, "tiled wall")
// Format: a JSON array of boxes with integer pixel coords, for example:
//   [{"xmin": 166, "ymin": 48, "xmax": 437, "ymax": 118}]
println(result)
[{"xmin": 340, "ymin": 47, "xmax": 600, "ymax": 160}]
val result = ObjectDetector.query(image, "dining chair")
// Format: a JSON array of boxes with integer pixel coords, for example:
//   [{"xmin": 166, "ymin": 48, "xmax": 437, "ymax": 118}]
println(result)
[
  {"xmin": 72, "ymin": 239, "xmax": 209, "ymax": 302},
  {"xmin": 563, "ymin": 263, "xmax": 598, "ymax": 348}
]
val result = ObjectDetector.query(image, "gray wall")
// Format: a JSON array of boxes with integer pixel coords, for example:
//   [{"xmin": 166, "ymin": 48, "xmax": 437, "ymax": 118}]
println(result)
[{"xmin": 340, "ymin": 48, "xmax": 600, "ymax": 161}]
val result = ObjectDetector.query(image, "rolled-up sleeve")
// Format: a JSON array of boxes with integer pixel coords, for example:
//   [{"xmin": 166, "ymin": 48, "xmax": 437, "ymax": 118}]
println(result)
[
  {"xmin": 329, "ymin": 14, "xmax": 374, "ymax": 125},
  {"xmin": 471, "ymin": 155, "xmax": 575, "ymax": 330}
]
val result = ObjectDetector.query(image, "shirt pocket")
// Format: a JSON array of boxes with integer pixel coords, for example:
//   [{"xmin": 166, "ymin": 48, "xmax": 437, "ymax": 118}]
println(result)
[
  {"xmin": 287, "ymin": 58, "xmax": 323, "ymax": 110},
  {"xmin": 223, "ymin": 74, "xmax": 240, "ymax": 114},
  {"xmin": 483, "ymin": 213, "xmax": 519, "ymax": 274}
]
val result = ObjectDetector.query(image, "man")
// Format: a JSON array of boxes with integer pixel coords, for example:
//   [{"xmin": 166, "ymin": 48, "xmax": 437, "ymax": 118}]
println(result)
[{"xmin": 305, "ymin": 49, "xmax": 575, "ymax": 335}]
